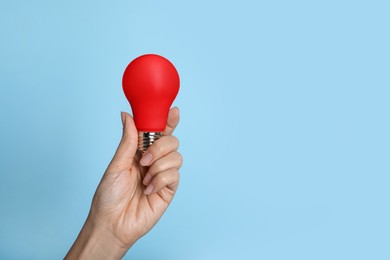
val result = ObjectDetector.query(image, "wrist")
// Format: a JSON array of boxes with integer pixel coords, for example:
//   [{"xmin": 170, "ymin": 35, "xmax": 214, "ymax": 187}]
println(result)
[{"xmin": 65, "ymin": 217, "xmax": 130, "ymax": 260}]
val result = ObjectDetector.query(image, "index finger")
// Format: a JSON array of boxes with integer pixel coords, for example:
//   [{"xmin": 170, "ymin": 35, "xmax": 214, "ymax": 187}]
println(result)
[{"xmin": 163, "ymin": 107, "xmax": 180, "ymax": 136}]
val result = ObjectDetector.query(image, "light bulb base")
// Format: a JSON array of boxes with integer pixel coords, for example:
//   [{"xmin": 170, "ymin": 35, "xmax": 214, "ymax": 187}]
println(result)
[{"xmin": 138, "ymin": 132, "xmax": 162, "ymax": 153}]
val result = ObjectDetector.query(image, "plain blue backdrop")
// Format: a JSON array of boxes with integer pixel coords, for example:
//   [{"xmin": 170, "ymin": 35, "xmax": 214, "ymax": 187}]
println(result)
[{"xmin": 0, "ymin": 0, "xmax": 389, "ymax": 259}]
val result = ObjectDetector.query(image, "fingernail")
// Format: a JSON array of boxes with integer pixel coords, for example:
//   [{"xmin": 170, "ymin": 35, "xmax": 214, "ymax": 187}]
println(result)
[
  {"xmin": 140, "ymin": 153, "xmax": 153, "ymax": 166},
  {"xmin": 144, "ymin": 184, "xmax": 154, "ymax": 195},
  {"xmin": 143, "ymin": 173, "xmax": 152, "ymax": 185},
  {"xmin": 121, "ymin": 112, "xmax": 125, "ymax": 127}
]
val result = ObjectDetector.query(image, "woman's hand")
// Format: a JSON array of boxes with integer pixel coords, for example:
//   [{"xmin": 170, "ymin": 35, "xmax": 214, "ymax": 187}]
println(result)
[{"xmin": 66, "ymin": 107, "xmax": 182, "ymax": 259}]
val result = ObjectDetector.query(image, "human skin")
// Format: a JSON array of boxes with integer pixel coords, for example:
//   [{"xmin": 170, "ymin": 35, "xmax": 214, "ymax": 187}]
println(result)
[{"xmin": 65, "ymin": 107, "xmax": 182, "ymax": 259}]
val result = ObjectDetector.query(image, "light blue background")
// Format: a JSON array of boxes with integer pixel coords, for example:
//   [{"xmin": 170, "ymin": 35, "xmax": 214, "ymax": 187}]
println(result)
[{"xmin": 1, "ymin": 0, "xmax": 389, "ymax": 259}]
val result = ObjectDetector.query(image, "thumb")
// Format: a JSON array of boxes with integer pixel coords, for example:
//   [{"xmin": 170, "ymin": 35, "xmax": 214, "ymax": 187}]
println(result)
[{"xmin": 107, "ymin": 112, "xmax": 138, "ymax": 172}]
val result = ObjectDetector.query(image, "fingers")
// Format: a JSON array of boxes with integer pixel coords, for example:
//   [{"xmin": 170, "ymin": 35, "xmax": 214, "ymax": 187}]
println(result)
[
  {"xmin": 143, "ymin": 152, "xmax": 183, "ymax": 185},
  {"xmin": 163, "ymin": 107, "xmax": 180, "ymax": 136},
  {"xmin": 144, "ymin": 168, "xmax": 180, "ymax": 195},
  {"xmin": 107, "ymin": 112, "xmax": 138, "ymax": 172},
  {"xmin": 138, "ymin": 106, "xmax": 182, "ymax": 195},
  {"xmin": 139, "ymin": 135, "xmax": 180, "ymax": 167}
]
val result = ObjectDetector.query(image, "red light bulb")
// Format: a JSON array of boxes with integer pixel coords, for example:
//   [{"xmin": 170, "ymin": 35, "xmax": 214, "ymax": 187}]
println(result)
[{"xmin": 122, "ymin": 54, "xmax": 180, "ymax": 152}]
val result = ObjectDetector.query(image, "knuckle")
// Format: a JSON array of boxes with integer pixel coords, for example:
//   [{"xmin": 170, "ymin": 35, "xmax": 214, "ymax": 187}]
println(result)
[
  {"xmin": 174, "ymin": 170, "xmax": 180, "ymax": 181},
  {"xmin": 160, "ymin": 176, "xmax": 168, "ymax": 185},
  {"xmin": 172, "ymin": 136, "xmax": 180, "ymax": 148},
  {"xmin": 152, "ymin": 141, "xmax": 164, "ymax": 155},
  {"xmin": 121, "ymin": 134, "xmax": 136, "ymax": 147},
  {"xmin": 176, "ymin": 152, "xmax": 183, "ymax": 165},
  {"xmin": 156, "ymin": 142, "xmax": 165, "ymax": 154}
]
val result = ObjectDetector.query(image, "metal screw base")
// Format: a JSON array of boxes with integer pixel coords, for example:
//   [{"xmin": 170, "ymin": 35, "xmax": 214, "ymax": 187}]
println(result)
[{"xmin": 138, "ymin": 132, "xmax": 162, "ymax": 153}]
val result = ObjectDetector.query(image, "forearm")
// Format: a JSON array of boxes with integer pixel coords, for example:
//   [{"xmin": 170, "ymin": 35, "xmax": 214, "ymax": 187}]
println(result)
[{"xmin": 65, "ymin": 217, "xmax": 129, "ymax": 260}]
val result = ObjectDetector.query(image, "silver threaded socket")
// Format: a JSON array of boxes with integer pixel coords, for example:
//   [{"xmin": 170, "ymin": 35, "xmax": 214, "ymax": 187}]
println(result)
[{"xmin": 138, "ymin": 132, "xmax": 162, "ymax": 153}]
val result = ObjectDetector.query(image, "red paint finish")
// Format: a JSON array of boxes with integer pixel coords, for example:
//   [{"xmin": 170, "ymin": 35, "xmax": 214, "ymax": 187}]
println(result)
[{"xmin": 122, "ymin": 54, "xmax": 180, "ymax": 132}]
